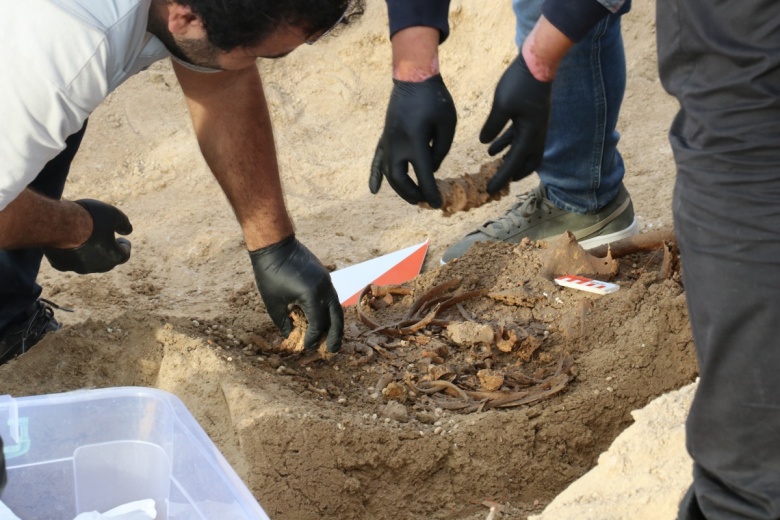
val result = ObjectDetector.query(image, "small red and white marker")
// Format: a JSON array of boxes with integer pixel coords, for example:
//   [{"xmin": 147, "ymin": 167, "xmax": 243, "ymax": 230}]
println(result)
[{"xmin": 554, "ymin": 275, "xmax": 620, "ymax": 295}]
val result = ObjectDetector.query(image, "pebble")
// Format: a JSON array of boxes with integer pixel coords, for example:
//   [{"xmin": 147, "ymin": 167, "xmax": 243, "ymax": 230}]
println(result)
[
  {"xmin": 192, "ymin": 320, "xmax": 200, "ymax": 327},
  {"xmin": 381, "ymin": 401, "xmax": 409, "ymax": 423},
  {"xmin": 434, "ymin": 427, "xmax": 443, "ymax": 435}
]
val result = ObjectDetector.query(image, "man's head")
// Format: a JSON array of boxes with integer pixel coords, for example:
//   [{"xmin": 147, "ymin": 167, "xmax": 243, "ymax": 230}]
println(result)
[{"xmin": 149, "ymin": 0, "xmax": 365, "ymax": 70}]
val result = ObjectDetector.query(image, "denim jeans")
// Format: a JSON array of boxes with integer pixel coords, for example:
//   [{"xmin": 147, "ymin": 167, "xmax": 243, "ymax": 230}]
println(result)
[
  {"xmin": 512, "ymin": 0, "xmax": 628, "ymax": 213},
  {"xmin": 0, "ymin": 122, "xmax": 88, "ymax": 333}
]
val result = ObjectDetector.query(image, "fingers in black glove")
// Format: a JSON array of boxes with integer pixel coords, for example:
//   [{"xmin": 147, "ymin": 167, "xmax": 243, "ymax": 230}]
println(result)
[
  {"xmin": 43, "ymin": 199, "xmax": 133, "ymax": 275},
  {"xmin": 369, "ymin": 74, "xmax": 457, "ymax": 209},
  {"xmin": 480, "ymin": 54, "xmax": 552, "ymax": 195},
  {"xmin": 249, "ymin": 235, "xmax": 343, "ymax": 353}
]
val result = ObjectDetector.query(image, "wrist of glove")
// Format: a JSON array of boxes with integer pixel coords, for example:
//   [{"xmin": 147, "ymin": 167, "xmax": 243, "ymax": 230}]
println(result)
[
  {"xmin": 249, "ymin": 235, "xmax": 343, "ymax": 352},
  {"xmin": 479, "ymin": 54, "xmax": 552, "ymax": 194},
  {"xmin": 43, "ymin": 199, "xmax": 133, "ymax": 274},
  {"xmin": 369, "ymin": 74, "xmax": 457, "ymax": 208}
]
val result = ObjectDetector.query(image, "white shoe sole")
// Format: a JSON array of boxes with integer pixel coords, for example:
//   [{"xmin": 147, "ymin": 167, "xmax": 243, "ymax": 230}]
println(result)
[{"xmin": 439, "ymin": 217, "xmax": 640, "ymax": 265}]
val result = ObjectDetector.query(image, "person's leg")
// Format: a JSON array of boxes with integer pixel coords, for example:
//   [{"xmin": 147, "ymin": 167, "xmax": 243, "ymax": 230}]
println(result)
[
  {"xmin": 440, "ymin": 2, "xmax": 635, "ymax": 263},
  {"xmin": 513, "ymin": 0, "xmax": 627, "ymax": 212},
  {"xmin": 657, "ymin": 0, "xmax": 780, "ymax": 515},
  {"xmin": 674, "ymin": 163, "xmax": 780, "ymax": 520},
  {"xmin": 0, "ymin": 121, "xmax": 88, "ymax": 332}
]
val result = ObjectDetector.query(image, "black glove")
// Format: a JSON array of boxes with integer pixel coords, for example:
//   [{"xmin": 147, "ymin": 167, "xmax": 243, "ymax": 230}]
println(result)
[
  {"xmin": 43, "ymin": 199, "xmax": 132, "ymax": 274},
  {"xmin": 480, "ymin": 54, "xmax": 552, "ymax": 194},
  {"xmin": 249, "ymin": 235, "xmax": 343, "ymax": 352},
  {"xmin": 369, "ymin": 74, "xmax": 457, "ymax": 209}
]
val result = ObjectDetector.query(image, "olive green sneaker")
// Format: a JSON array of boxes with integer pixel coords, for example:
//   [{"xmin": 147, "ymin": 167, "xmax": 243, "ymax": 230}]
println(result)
[{"xmin": 441, "ymin": 183, "xmax": 638, "ymax": 263}]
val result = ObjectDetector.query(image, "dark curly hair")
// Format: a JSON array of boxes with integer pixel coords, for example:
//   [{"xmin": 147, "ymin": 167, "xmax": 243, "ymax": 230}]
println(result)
[{"xmin": 175, "ymin": 0, "xmax": 366, "ymax": 51}]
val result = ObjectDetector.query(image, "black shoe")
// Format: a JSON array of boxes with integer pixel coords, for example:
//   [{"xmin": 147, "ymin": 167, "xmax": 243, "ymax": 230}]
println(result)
[{"xmin": 0, "ymin": 299, "xmax": 66, "ymax": 365}]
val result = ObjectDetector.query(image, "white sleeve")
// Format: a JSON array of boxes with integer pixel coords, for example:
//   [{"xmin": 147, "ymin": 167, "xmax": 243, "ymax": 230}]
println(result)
[{"xmin": 0, "ymin": 36, "xmax": 109, "ymax": 211}]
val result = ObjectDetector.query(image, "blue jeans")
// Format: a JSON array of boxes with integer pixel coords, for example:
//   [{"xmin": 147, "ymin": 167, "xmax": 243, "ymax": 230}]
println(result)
[
  {"xmin": 513, "ymin": 0, "xmax": 628, "ymax": 213},
  {"xmin": 0, "ymin": 122, "xmax": 88, "ymax": 333}
]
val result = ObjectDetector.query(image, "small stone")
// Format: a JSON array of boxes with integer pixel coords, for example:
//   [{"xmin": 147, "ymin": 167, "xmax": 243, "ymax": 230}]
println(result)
[
  {"xmin": 416, "ymin": 412, "xmax": 437, "ymax": 425},
  {"xmin": 381, "ymin": 401, "xmax": 409, "ymax": 423},
  {"xmin": 446, "ymin": 322, "xmax": 494, "ymax": 346},
  {"xmin": 478, "ymin": 369, "xmax": 505, "ymax": 392}
]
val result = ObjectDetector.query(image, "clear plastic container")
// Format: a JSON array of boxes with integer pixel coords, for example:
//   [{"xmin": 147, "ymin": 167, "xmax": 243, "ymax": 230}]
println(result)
[{"xmin": 0, "ymin": 387, "xmax": 269, "ymax": 520}]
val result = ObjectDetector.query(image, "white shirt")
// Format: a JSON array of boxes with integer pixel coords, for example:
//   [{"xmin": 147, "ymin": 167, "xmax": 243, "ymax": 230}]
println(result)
[{"xmin": 0, "ymin": 0, "xmax": 171, "ymax": 210}]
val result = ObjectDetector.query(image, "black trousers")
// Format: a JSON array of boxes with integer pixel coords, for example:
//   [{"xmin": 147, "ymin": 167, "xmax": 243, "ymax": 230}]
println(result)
[
  {"xmin": 657, "ymin": 1, "xmax": 780, "ymax": 518},
  {"xmin": 0, "ymin": 122, "xmax": 88, "ymax": 332}
]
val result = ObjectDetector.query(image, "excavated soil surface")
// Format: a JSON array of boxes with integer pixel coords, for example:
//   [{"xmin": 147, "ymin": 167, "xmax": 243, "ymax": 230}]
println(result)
[{"xmin": 2, "ymin": 239, "xmax": 697, "ymax": 519}]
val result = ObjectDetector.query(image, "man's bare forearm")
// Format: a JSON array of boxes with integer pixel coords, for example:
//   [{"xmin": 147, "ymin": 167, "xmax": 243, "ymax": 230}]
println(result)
[
  {"xmin": 173, "ymin": 61, "xmax": 293, "ymax": 251},
  {"xmin": 522, "ymin": 15, "xmax": 574, "ymax": 82},
  {"xmin": 0, "ymin": 189, "xmax": 91, "ymax": 250},
  {"xmin": 391, "ymin": 26, "xmax": 441, "ymax": 81}
]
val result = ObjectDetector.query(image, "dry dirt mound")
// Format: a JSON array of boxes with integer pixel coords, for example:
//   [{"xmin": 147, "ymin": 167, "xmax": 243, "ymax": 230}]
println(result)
[{"xmin": 2, "ymin": 236, "xmax": 697, "ymax": 519}]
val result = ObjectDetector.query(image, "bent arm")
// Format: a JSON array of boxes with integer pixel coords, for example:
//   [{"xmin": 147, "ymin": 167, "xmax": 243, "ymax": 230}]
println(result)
[
  {"xmin": 173, "ymin": 60, "xmax": 293, "ymax": 251},
  {"xmin": 0, "ymin": 190, "xmax": 91, "ymax": 250}
]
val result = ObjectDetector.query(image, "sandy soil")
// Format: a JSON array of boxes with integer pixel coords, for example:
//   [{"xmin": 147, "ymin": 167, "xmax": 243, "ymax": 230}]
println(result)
[{"xmin": 1, "ymin": 1, "xmax": 699, "ymax": 518}]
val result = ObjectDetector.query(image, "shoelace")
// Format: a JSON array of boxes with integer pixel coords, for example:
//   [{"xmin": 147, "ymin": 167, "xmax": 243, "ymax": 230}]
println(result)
[
  {"xmin": 20, "ymin": 299, "xmax": 72, "ymax": 353},
  {"xmin": 480, "ymin": 186, "xmax": 557, "ymax": 237}
]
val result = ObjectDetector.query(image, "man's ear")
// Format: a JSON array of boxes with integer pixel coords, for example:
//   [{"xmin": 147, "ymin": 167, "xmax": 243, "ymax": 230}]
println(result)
[{"xmin": 166, "ymin": 2, "xmax": 206, "ymax": 38}]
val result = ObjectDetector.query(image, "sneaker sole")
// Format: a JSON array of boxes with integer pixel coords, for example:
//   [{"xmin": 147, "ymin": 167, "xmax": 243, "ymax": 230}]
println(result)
[
  {"xmin": 440, "ymin": 217, "xmax": 639, "ymax": 265},
  {"xmin": 578, "ymin": 216, "xmax": 639, "ymax": 250}
]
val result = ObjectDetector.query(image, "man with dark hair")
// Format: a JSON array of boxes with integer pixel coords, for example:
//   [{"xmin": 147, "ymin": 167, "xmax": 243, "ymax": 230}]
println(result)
[
  {"xmin": 371, "ymin": 0, "xmax": 636, "ymax": 264},
  {"xmin": 0, "ymin": 0, "xmax": 364, "ymax": 363}
]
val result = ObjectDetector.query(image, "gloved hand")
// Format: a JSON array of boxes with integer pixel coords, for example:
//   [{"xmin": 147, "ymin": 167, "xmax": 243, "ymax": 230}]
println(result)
[
  {"xmin": 369, "ymin": 74, "xmax": 457, "ymax": 209},
  {"xmin": 43, "ymin": 199, "xmax": 132, "ymax": 274},
  {"xmin": 480, "ymin": 54, "xmax": 552, "ymax": 195},
  {"xmin": 249, "ymin": 235, "xmax": 343, "ymax": 352}
]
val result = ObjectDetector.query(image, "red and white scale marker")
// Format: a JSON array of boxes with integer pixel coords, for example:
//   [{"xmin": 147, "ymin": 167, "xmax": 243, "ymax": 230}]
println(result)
[
  {"xmin": 554, "ymin": 275, "xmax": 620, "ymax": 295},
  {"xmin": 330, "ymin": 239, "xmax": 429, "ymax": 306}
]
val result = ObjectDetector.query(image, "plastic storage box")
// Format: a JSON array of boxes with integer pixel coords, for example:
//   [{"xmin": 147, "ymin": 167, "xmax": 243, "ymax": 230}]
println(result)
[{"xmin": 0, "ymin": 387, "xmax": 269, "ymax": 520}]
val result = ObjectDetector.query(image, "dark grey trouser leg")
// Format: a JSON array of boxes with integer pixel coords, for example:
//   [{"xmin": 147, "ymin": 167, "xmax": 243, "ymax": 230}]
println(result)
[{"xmin": 656, "ymin": 0, "xmax": 780, "ymax": 518}]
